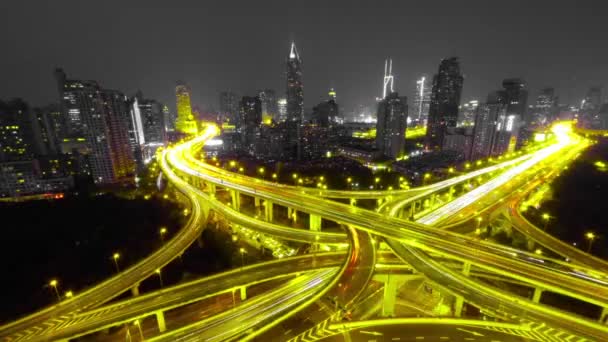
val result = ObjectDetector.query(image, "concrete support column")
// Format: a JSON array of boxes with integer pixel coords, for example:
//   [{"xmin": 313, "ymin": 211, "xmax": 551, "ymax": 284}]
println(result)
[
  {"xmin": 532, "ymin": 288, "xmax": 544, "ymax": 303},
  {"xmin": 208, "ymin": 183, "xmax": 216, "ymax": 195},
  {"xmin": 430, "ymin": 194, "xmax": 436, "ymax": 208},
  {"xmin": 230, "ymin": 190, "xmax": 240, "ymax": 211},
  {"xmin": 264, "ymin": 200, "xmax": 273, "ymax": 222},
  {"xmin": 240, "ymin": 286, "xmax": 247, "ymax": 301},
  {"xmin": 381, "ymin": 275, "xmax": 399, "ymax": 317},
  {"xmin": 599, "ymin": 306, "xmax": 608, "ymax": 323},
  {"xmin": 131, "ymin": 283, "xmax": 140, "ymax": 297},
  {"xmin": 409, "ymin": 203, "xmax": 415, "ymax": 218},
  {"xmin": 377, "ymin": 198, "xmax": 383, "ymax": 208},
  {"xmin": 156, "ymin": 311, "xmax": 166, "ymax": 332},
  {"xmin": 309, "ymin": 214, "xmax": 321, "ymax": 231},
  {"xmin": 254, "ymin": 197, "xmax": 261, "ymax": 209},
  {"xmin": 462, "ymin": 262, "xmax": 471, "ymax": 277},
  {"xmin": 454, "ymin": 296, "xmax": 465, "ymax": 317}
]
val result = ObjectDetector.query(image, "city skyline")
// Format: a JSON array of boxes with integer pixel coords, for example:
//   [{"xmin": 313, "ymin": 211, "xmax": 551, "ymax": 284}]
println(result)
[{"xmin": 0, "ymin": 1, "xmax": 606, "ymax": 115}]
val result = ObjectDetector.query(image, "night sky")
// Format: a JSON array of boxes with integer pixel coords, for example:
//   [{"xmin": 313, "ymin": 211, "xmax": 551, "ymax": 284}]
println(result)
[{"xmin": 0, "ymin": 0, "xmax": 606, "ymax": 115}]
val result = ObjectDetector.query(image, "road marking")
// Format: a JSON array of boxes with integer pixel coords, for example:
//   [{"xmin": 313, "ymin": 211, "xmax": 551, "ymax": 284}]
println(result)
[
  {"xmin": 391, "ymin": 338, "xmax": 401, "ymax": 341},
  {"xmin": 415, "ymin": 337, "xmax": 425, "ymax": 340},
  {"xmin": 456, "ymin": 328, "xmax": 484, "ymax": 337},
  {"xmin": 440, "ymin": 337, "xmax": 449, "ymax": 340},
  {"xmin": 360, "ymin": 330, "xmax": 383, "ymax": 336},
  {"xmin": 464, "ymin": 339, "xmax": 475, "ymax": 341}
]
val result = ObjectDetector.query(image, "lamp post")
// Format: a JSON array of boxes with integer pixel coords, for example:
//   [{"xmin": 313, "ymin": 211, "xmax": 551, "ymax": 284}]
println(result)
[
  {"xmin": 155, "ymin": 268, "xmax": 163, "ymax": 288},
  {"xmin": 541, "ymin": 213, "xmax": 551, "ymax": 230},
  {"xmin": 112, "ymin": 253, "xmax": 121, "ymax": 273},
  {"xmin": 49, "ymin": 279, "xmax": 60, "ymax": 301},
  {"xmin": 160, "ymin": 227, "xmax": 167, "ymax": 244},
  {"xmin": 239, "ymin": 248, "xmax": 246, "ymax": 270},
  {"xmin": 585, "ymin": 232, "xmax": 596, "ymax": 253},
  {"xmin": 65, "ymin": 290, "xmax": 73, "ymax": 299}
]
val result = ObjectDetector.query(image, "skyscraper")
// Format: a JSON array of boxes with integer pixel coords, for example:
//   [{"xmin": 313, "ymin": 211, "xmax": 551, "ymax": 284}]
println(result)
[
  {"xmin": 470, "ymin": 100, "xmax": 505, "ymax": 161},
  {"xmin": 582, "ymin": 86, "xmax": 602, "ymax": 112},
  {"xmin": 277, "ymin": 98, "xmax": 287, "ymax": 121},
  {"xmin": 238, "ymin": 96, "xmax": 262, "ymax": 155},
  {"xmin": 376, "ymin": 92, "xmax": 408, "ymax": 159},
  {"xmin": 0, "ymin": 99, "xmax": 38, "ymax": 162},
  {"xmin": 459, "ymin": 100, "xmax": 479, "ymax": 125},
  {"xmin": 501, "ymin": 78, "xmax": 528, "ymax": 122},
  {"xmin": 425, "ymin": 57, "xmax": 464, "ymax": 151},
  {"xmin": 219, "ymin": 91, "xmax": 239, "ymax": 124},
  {"xmin": 413, "ymin": 76, "xmax": 431, "ymax": 122},
  {"xmin": 175, "ymin": 82, "xmax": 198, "ymax": 135},
  {"xmin": 380, "ymin": 59, "xmax": 395, "ymax": 100},
  {"xmin": 533, "ymin": 87, "xmax": 557, "ymax": 125},
  {"xmin": 286, "ymin": 42, "xmax": 303, "ymax": 122},
  {"xmin": 163, "ymin": 105, "xmax": 175, "ymax": 133},
  {"xmin": 258, "ymin": 89, "xmax": 278, "ymax": 122},
  {"xmin": 54, "ymin": 69, "xmax": 135, "ymax": 184},
  {"xmin": 311, "ymin": 90, "xmax": 340, "ymax": 127}
]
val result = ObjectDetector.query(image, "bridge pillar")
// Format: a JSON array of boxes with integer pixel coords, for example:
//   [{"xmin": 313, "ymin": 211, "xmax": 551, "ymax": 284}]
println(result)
[
  {"xmin": 462, "ymin": 262, "xmax": 471, "ymax": 276},
  {"xmin": 454, "ymin": 296, "xmax": 465, "ymax": 317},
  {"xmin": 372, "ymin": 274, "xmax": 409, "ymax": 317},
  {"xmin": 599, "ymin": 307, "xmax": 608, "ymax": 323},
  {"xmin": 532, "ymin": 288, "xmax": 544, "ymax": 303},
  {"xmin": 254, "ymin": 197, "xmax": 261, "ymax": 209},
  {"xmin": 264, "ymin": 200, "xmax": 273, "ymax": 222},
  {"xmin": 287, "ymin": 207, "xmax": 298, "ymax": 223},
  {"xmin": 131, "ymin": 283, "xmax": 140, "ymax": 297},
  {"xmin": 409, "ymin": 203, "xmax": 415, "ymax": 219},
  {"xmin": 429, "ymin": 194, "xmax": 436, "ymax": 208},
  {"xmin": 240, "ymin": 286, "xmax": 247, "ymax": 301},
  {"xmin": 207, "ymin": 182, "xmax": 216, "ymax": 195},
  {"xmin": 309, "ymin": 214, "xmax": 321, "ymax": 231},
  {"xmin": 377, "ymin": 198, "xmax": 383, "ymax": 208},
  {"xmin": 230, "ymin": 190, "xmax": 240, "ymax": 211},
  {"xmin": 155, "ymin": 310, "xmax": 166, "ymax": 332}
]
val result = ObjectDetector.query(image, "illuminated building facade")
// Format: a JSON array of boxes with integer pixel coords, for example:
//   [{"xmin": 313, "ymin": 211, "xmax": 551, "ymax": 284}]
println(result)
[
  {"xmin": 175, "ymin": 82, "xmax": 198, "ymax": 135},
  {"xmin": 376, "ymin": 92, "xmax": 408, "ymax": 159},
  {"xmin": 459, "ymin": 100, "xmax": 479, "ymax": 125},
  {"xmin": 425, "ymin": 57, "xmax": 463, "ymax": 151},
  {"xmin": 0, "ymin": 99, "xmax": 38, "ymax": 162},
  {"xmin": 470, "ymin": 94, "xmax": 506, "ymax": 161},
  {"xmin": 277, "ymin": 98, "xmax": 287, "ymax": 121},
  {"xmin": 286, "ymin": 42, "xmax": 303, "ymax": 122}
]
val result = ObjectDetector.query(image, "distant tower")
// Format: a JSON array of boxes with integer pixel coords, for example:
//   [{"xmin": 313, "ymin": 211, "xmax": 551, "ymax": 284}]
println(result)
[
  {"xmin": 286, "ymin": 42, "xmax": 303, "ymax": 122},
  {"xmin": 175, "ymin": 82, "xmax": 198, "ymax": 135},
  {"xmin": 425, "ymin": 57, "xmax": 464, "ymax": 151},
  {"xmin": 414, "ymin": 76, "xmax": 431, "ymax": 122},
  {"xmin": 381, "ymin": 59, "xmax": 395, "ymax": 100}
]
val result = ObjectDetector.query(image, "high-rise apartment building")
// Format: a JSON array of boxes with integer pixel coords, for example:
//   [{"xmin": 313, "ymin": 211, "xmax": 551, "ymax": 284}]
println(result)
[
  {"xmin": 532, "ymin": 87, "xmax": 557, "ymax": 125},
  {"xmin": 175, "ymin": 82, "xmax": 198, "ymax": 135},
  {"xmin": 238, "ymin": 96, "xmax": 262, "ymax": 155},
  {"xmin": 286, "ymin": 42, "xmax": 303, "ymax": 122},
  {"xmin": 0, "ymin": 99, "xmax": 39, "ymax": 162},
  {"xmin": 501, "ymin": 78, "xmax": 528, "ymax": 123},
  {"xmin": 425, "ymin": 57, "xmax": 464, "ymax": 151},
  {"xmin": 459, "ymin": 100, "xmax": 479, "ymax": 125},
  {"xmin": 376, "ymin": 92, "xmax": 408, "ymax": 159},
  {"xmin": 277, "ymin": 98, "xmax": 288, "ymax": 121},
  {"xmin": 470, "ymin": 101, "xmax": 504, "ymax": 161}
]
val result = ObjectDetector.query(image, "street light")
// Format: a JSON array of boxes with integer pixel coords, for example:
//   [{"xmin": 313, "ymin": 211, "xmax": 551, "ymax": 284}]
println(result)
[
  {"xmin": 133, "ymin": 320, "xmax": 145, "ymax": 340},
  {"xmin": 112, "ymin": 253, "xmax": 121, "ymax": 273},
  {"xmin": 585, "ymin": 232, "xmax": 596, "ymax": 253},
  {"xmin": 49, "ymin": 279, "xmax": 60, "ymax": 301},
  {"xmin": 155, "ymin": 268, "xmax": 163, "ymax": 288},
  {"xmin": 160, "ymin": 227, "xmax": 168, "ymax": 244},
  {"xmin": 239, "ymin": 248, "xmax": 246, "ymax": 270},
  {"xmin": 476, "ymin": 217, "xmax": 483, "ymax": 229},
  {"xmin": 541, "ymin": 213, "xmax": 551, "ymax": 230},
  {"xmin": 65, "ymin": 290, "xmax": 73, "ymax": 299}
]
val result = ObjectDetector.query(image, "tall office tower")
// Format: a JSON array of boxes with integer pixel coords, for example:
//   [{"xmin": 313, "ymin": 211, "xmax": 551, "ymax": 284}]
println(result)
[
  {"xmin": 492, "ymin": 112, "xmax": 519, "ymax": 155},
  {"xmin": 33, "ymin": 104, "xmax": 64, "ymax": 156},
  {"xmin": 162, "ymin": 105, "xmax": 175, "ymax": 132},
  {"xmin": 277, "ymin": 98, "xmax": 288, "ymax": 121},
  {"xmin": 376, "ymin": 92, "xmax": 408, "ymax": 159},
  {"xmin": 175, "ymin": 82, "xmax": 198, "ymax": 135},
  {"xmin": 55, "ymin": 68, "xmax": 102, "ymax": 137},
  {"xmin": 533, "ymin": 87, "xmax": 557, "ymax": 124},
  {"xmin": 500, "ymin": 78, "xmax": 528, "ymax": 122},
  {"xmin": 459, "ymin": 100, "xmax": 479, "ymax": 125},
  {"xmin": 238, "ymin": 96, "xmax": 262, "ymax": 155},
  {"xmin": 311, "ymin": 90, "xmax": 340, "ymax": 127},
  {"xmin": 133, "ymin": 93, "xmax": 165, "ymax": 145},
  {"xmin": 258, "ymin": 89, "xmax": 278, "ymax": 121},
  {"xmin": 425, "ymin": 57, "xmax": 464, "ymax": 151},
  {"xmin": 470, "ymin": 100, "xmax": 505, "ymax": 161},
  {"xmin": 0, "ymin": 99, "xmax": 40, "ymax": 162},
  {"xmin": 413, "ymin": 76, "xmax": 431, "ymax": 122},
  {"xmin": 286, "ymin": 42, "xmax": 303, "ymax": 122},
  {"xmin": 219, "ymin": 91, "xmax": 239, "ymax": 123}
]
